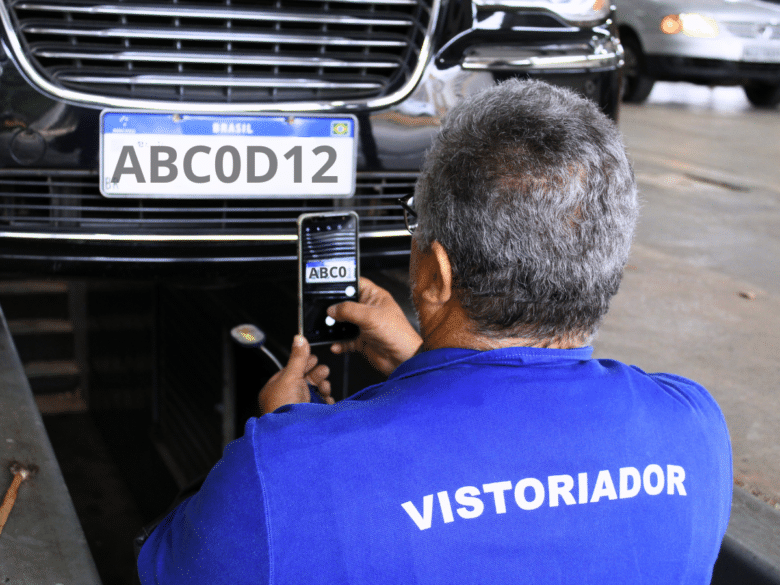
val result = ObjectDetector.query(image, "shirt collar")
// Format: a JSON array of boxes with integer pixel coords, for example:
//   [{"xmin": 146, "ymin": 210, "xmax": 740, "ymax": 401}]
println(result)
[{"xmin": 389, "ymin": 346, "xmax": 594, "ymax": 381}]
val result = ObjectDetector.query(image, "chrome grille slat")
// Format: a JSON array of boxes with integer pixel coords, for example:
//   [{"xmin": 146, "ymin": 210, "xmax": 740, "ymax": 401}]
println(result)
[
  {"xmin": 0, "ymin": 170, "xmax": 415, "ymax": 236},
  {"xmin": 22, "ymin": 24, "xmax": 410, "ymax": 47},
  {"xmin": 4, "ymin": 0, "xmax": 435, "ymax": 106},
  {"xmin": 0, "ymin": 204, "xmax": 404, "ymax": 215},
  {"xmin": 17, "ymin": 3, "xmax": 414, "ymax": 27},
  {"xmin": 270, "ymin": 0, "xmax": 418, "ymax": 4},
  {"xmin": 5, "ymin": 216, "xmax": 404, "ymax": 225},
  {"xmin": 54, "ymin": 73, "xmax": 385, "ymax": 89},
  {"xmin": 31, "ymin": 47, "xmax": 402, "ymax": 69},
  {"xmin": 725, "ymin": 21, "xmax": 780, "ymax": 40}
]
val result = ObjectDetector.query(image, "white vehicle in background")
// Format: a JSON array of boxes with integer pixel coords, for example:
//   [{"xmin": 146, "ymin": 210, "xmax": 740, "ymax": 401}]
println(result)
[{"xmin": 616, "ymin": 0, "xmax": 780, "ymax": 106}]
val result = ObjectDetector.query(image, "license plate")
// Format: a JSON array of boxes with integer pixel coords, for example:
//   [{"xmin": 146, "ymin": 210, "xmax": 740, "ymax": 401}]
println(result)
[
  {"xmin": 100, "ymin": 112, "xmax": 357, "ymax": 198},
  {"xmin": 305, "ymin": 259, "xmax": 357, "ymax": 284},
  {"xmin": 742, "ymin": 45, "xmax": 780, "ymax": 63}
]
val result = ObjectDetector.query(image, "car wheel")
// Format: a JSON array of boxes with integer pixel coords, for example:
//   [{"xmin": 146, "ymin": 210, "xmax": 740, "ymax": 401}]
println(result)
[
  {"xmin": 620, "ymin": 34, "xmax": 655, "ymax": 104},
  {"xmin": 743, "ymin": 81, "xmax": 780, "ymax": 108}
]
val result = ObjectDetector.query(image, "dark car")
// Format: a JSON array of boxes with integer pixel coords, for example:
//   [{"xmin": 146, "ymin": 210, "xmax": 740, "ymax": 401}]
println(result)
[{"xmin": 0, "ymin": 0, "xmax": 622, "ymax": 278}]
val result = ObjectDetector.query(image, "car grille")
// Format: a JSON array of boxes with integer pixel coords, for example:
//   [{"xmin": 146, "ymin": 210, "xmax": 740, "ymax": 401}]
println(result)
[
  {"xmin": 2, "ymin": 0, "xmax": 434, "ymax": 107},
  {"xmin": 0, "ymin": 169, "xmax": 414, "ymax": 237},
  {"xmin": 725, "ymin": 22, "xmax": 780, "ymax": 40}
]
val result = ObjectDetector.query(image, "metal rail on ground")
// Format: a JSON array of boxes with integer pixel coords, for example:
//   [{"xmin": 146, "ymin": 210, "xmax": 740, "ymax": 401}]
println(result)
[{"xmin": 0, "ymin": 304, "xmax": 101, "ymax": 584}]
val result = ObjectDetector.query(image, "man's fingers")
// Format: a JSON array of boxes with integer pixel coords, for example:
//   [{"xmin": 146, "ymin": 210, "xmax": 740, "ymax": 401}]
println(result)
[
  {"xmin": 306, "ymin": 364, "xmax": 330, "ymax": 386},
  {"xmin": 284, "ymin": 335, "xmax": 312, "ymax": 377},
  {"xmin": 356, "ymin": 276, "xmax": 378, "ymax": 300},
  {"xmin": 330, "ymin": 338, "xmax": 363, "ymax": 356},
  {"xmin": 327, "ymin": 300, "xmax": 370, "ymax": 327},
  {"xmin": 317, "ymin": 379, "xmax": 332, "ymax": 399}
]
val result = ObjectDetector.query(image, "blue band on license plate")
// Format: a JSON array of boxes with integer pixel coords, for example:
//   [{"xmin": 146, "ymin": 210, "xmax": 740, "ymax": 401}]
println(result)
[{"xmin": 99, "ymin": 112, "xmax": 358, "ymax": 199}]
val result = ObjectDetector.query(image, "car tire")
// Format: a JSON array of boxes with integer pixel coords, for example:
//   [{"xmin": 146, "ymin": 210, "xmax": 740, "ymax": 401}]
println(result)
[
  {"xmin": 620, "ymin": 34, "xmax": 655, "ymax": 104},
  {"xmin": 743, "ymin": 81, "xmax": 780, "ymax": 108}
]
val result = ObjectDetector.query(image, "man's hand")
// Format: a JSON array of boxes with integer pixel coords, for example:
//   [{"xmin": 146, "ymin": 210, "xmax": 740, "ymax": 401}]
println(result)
[
  {"xmin": 328, "ymin": 277, "xmax": 423, "ymax": 377},
  {"xmin": 258, "ymin": 335, "xmax": 333, "ymax": 414}
]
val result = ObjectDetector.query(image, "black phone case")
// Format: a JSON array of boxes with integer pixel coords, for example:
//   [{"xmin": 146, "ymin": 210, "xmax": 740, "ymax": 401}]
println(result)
[{"xmin": 297, "ymin": 212, "xmax": 360, "ymax": 345}]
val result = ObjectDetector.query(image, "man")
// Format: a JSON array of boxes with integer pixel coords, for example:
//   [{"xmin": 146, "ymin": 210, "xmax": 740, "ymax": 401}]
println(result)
[{"xmin": 138, "ymin": 79, "xmax": 732, "ymax": 584}]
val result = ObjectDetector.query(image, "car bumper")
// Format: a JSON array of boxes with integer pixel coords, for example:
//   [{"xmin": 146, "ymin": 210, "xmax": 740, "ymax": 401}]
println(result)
[
  {"xmin": 639, "ymin": 27, "xmax": 780, "ymax": 84},
  {"xmin": 640, "ymin": 24, "xmax": 780, "ymax": 60},
  {"xmin": 645, "ymin": 55, "xmax": 780, "ymax": 85}
]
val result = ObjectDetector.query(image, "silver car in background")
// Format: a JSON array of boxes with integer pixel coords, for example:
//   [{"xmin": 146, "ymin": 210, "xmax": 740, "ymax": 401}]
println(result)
[{"xmin": 616, "ymin": 0, "xmax": 780, "ymax": 106}]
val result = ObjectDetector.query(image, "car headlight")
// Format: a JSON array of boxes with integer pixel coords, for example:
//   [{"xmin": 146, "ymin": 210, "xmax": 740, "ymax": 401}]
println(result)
[
  {"xmin": 660, "ymin": 13, "xmax": 719, "ymax": 38},
  {"xmin": 472, "ymin": 0, "xmax": 610, "ymax": 26}
]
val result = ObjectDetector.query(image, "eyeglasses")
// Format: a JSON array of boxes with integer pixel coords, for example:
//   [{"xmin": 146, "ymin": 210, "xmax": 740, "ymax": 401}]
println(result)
[{"xmin": 397, "ymin": 193, "xmax": 417, "ymax": 235}]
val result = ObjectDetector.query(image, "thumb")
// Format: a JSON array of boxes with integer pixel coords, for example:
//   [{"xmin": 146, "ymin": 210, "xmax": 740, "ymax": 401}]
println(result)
[
  {"xmin": 329, "ymin": 301, "xmax": 371, "ymax": 328},
  {"xmin": 285, "ymin": 335, "xmax": 311, "ymax": 376}
]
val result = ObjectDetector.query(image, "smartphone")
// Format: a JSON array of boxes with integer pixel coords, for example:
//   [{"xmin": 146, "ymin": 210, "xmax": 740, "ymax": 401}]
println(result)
[{"xmin": 297, "ymin": 211, "xmax": 360, "ymax": 345}]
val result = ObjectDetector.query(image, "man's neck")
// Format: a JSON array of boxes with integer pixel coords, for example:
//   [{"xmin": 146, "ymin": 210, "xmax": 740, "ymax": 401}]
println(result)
[{"xmin": 419, "ymin": 298, "xmax": 585, "ymax": 352}]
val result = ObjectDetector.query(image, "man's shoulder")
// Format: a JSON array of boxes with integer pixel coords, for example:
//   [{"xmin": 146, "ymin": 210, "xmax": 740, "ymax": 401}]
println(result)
[
  {"xmin": 244, "ymin": 353, "xmax": 730, "ymax": 462},
  {"xmin": 620, "ymin": 364, "xmax": 727, "ymax": 421},
  {"xmin": 246, "ymin": 384, "xmax": 396, "ymax": 448},
  {"xmin": 593, "ymin": 360, "xmax": 731, "ymax": 456}
]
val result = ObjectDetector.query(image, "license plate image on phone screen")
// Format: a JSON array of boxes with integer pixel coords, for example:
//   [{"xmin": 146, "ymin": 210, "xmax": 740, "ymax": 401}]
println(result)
[{"xmin": 298, "ymin": 212, "xmax": 360, "ymax": 345}]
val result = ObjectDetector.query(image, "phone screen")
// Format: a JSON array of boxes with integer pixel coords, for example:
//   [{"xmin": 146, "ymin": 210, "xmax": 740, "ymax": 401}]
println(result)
[{"xmin": 298, "ymin": 212, "xmax": 360, "ymax": 345}]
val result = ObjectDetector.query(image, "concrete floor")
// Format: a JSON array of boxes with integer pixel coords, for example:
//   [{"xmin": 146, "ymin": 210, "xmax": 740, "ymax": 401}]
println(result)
[{"xmin": 593, "ymin": 82, "xmax": 780, "ymax": 507}]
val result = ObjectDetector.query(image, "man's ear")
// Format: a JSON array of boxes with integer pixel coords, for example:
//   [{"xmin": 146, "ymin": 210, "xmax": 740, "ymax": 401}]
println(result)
[{"xmin": 417, "ymin": 240, "xmax": 454, "ymax": 306}]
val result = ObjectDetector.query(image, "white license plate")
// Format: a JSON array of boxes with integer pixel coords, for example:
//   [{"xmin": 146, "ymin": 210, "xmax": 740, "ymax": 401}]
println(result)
[
  {"xmin": 742, "ymin": 45, "xmax": 780, "ymax": 63},
  {"xmin": 305, "ymin": 259, "xmax": 357, "ymax": 284},
  {"xmin": 100, "ymin": 112, "xmax": 357, "ymax": 198}
]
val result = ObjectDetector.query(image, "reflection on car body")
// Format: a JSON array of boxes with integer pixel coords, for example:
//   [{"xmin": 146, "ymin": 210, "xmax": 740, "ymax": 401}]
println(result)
[{"xmin": 617, "ymin": 0, "xmax": 780, "ymax": 106}]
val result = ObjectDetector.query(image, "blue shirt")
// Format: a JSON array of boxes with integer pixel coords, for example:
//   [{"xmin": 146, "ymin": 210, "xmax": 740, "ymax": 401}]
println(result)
[{"xmin": 138, "ymin": 347, "xmax": 732, "ymax": 584}]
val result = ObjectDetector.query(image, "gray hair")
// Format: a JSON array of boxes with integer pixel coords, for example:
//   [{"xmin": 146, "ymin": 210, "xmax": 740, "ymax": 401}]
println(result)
[{"xmin": 414, "ymin": 78, "xmax": 638, "ymax": 343}]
